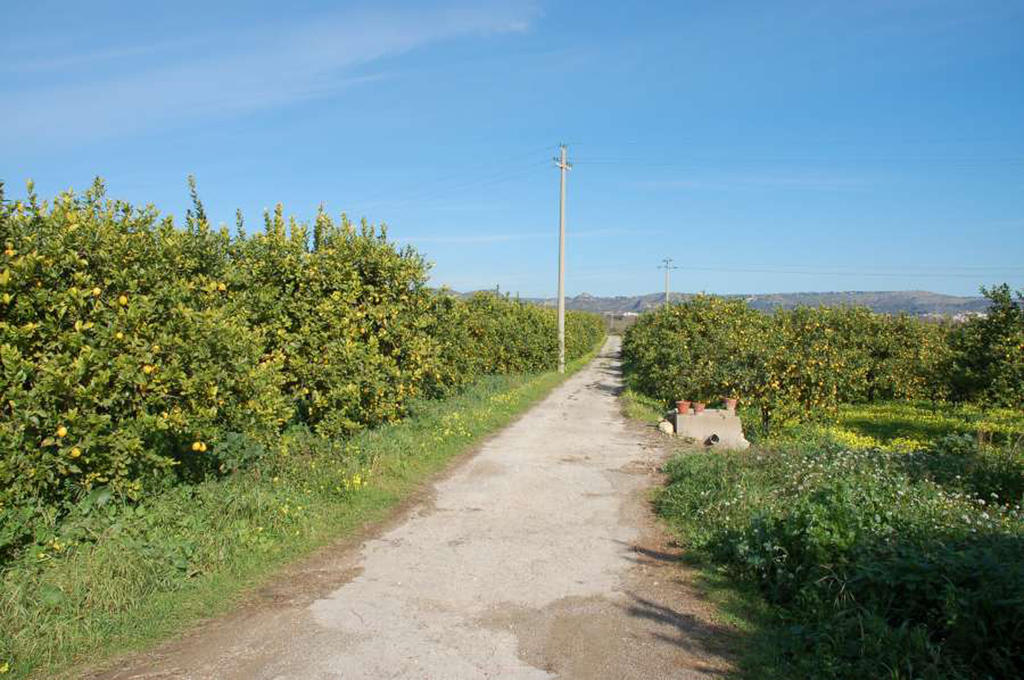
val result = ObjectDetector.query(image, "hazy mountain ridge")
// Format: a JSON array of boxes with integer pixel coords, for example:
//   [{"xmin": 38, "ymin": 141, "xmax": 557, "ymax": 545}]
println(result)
[{"xmin": 522, "ymin": 290, "xmax": 991, "ymax": 316}]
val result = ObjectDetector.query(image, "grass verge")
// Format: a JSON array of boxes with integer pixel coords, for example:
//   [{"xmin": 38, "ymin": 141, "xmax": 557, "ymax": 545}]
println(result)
[
  {"xmin": 619, "ymin": 388, "xmax": 666, "ymax": 424},
  {"xmin": 2, "ymin": 346, "xmax": 600, "ymax": 679}
]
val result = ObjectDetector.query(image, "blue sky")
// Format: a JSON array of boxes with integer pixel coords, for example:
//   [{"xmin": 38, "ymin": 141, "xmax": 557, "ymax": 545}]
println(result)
[{"xmin": 2, "ymin": 0, "xmax": 1023, "ymax": 297}]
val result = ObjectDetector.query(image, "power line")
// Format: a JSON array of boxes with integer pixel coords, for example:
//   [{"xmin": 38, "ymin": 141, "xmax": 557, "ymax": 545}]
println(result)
[
  {"xmin": 357, "ymin": 160, "xmax": 549, "ymax": 210},
  {"xmin": 350, "ymin": 144, "xmax": 558, "ymax": 210},
  {"xmin": 663, "ymin": 264, "xmax": 1024, "ymax": 279},
  {"xmin": 571, "ymin": 155, "xmax": 1024, "ymax": 166}
]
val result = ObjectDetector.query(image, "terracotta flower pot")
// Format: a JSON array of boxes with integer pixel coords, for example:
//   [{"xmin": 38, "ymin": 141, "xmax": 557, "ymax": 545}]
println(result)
[
  {"xmin": 676, "ymin": 400, "xmax": 691, "ymax": 414},
  {"xmin": 693, "ymin": 402, "xmax": 706, "ymax": 414},
  {"xmin": 724, "ymin": 397, "xmax": 738, "ymax": 411}
]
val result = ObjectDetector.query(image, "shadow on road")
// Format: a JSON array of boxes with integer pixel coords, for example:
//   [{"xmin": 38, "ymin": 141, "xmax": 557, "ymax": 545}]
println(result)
[{"xmin": 589, "ymin": 380, "xmax": 624, "ymax": 397}]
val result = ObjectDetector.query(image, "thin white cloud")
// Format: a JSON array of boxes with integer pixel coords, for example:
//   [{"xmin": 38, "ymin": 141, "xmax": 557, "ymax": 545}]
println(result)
[
  {"xmin": 3, "ymin": 40, "xmax": 188, "ymax": 73},
  {"xmin": 0, "ymin": 1, "xmax": 538, "ymax": 146}
]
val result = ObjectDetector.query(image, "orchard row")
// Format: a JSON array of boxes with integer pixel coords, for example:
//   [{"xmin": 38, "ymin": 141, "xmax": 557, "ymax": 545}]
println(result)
[
  {"xmin": 622, "ymin": 289, "xmax": 1023, "ymax": 433},
  {"xmin": 0, "ymin": 180, "xmax": 604, "ymax": 515}
]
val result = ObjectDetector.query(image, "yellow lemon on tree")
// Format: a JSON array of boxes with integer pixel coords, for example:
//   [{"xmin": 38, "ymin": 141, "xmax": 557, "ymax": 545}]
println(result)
[
  {"xmin": 70, "ymin": 447, "xmax": 81, "ymax": 458},
  {"xmin": 191, "ymin": 441, "xmax": 203, "ymax": 452},
  {"xmin": 91, "ymin": 287, "xmax": 101, "ymax": 297},
  {"xmin": 199, "ymin": 442, "xmax": 208, "ymax": 452},
  {"xmin": 118, "ymin": 295, "xmax": 128, "ymax": 306},
  {"xmin": 142, "ymin": 365, "xmax": 154, "ymax": 375},
  {"xmin": 217, "ymin": 282, "xmax": 227, "ymax": 292},
  {"xmin": 56, "ymin": 426, "xmax": 68, "ymax": 438},
  {"xmin": 115, "ymin": 331, "xmax": 124, "ymax": 340}
]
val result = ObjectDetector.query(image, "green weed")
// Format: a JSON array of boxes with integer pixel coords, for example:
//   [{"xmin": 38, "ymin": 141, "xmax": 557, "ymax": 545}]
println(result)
[{"xmin": 656, "ymin": 437, "xmax": 1024, "ymax": 679}]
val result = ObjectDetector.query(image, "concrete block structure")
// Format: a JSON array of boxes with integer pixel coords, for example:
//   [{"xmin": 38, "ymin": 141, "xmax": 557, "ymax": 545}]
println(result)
[{"xmin": 668, "ymin": 408, "xmax": 750, "ymax": 450}]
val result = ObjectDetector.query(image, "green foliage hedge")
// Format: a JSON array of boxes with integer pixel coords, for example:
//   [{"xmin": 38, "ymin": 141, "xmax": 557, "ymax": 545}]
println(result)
[
  {"xmin": 622, "ymin": 290, "xmax": 1020, "ymax": 433},
  {"xmin": 0, "ymin": 180, "xmax": 604, "ymax": 555}
]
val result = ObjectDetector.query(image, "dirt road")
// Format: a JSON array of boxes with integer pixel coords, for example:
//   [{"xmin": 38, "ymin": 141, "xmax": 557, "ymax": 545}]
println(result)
[{"xmin": 94, "ymin": 337, "xmax": 735, "ymax": 679}]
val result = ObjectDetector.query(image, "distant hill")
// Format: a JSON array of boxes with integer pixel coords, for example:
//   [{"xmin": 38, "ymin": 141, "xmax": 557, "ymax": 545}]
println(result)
[{"xmin": 520, "ymin": 290, "xmax": 990, "ymax": 317}]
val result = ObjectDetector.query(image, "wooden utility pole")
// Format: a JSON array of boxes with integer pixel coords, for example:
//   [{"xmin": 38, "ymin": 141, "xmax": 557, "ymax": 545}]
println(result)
[
  {"xmin": 554, "ymin": 144, "xmax": 572, "ymax": 373},
  {"xmin": 658, "ymin": 258, "xmax": 678, "ymax": 304}
]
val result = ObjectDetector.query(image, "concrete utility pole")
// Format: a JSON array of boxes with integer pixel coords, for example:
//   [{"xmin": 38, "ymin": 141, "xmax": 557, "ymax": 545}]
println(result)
[
  {"xmin": 658, "ymin": 258, "xmax": 678, "ymax": 304},
  {"xmin": 554, "ymin": 144, "xmax": 572, "ymax": 373}
]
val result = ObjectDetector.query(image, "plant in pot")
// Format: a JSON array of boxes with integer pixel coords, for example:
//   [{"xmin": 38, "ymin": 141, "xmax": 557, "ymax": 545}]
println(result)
[
  {"xmin": 675, "ymin": 399, "xmax": 691, "ymax": 414},
  {"xmin": 720, "ymin": 377, "xmax": 741, "ymax": 412}
]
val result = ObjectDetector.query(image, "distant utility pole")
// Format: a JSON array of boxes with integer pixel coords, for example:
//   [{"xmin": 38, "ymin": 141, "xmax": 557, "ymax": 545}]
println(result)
[
  {"xmin": 554, "ymin": 144, "xmax": 572, "ymax": 373},
  {"xmin": 658, "ymin": 258, "xmax": 678, "ymax": 304}
]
